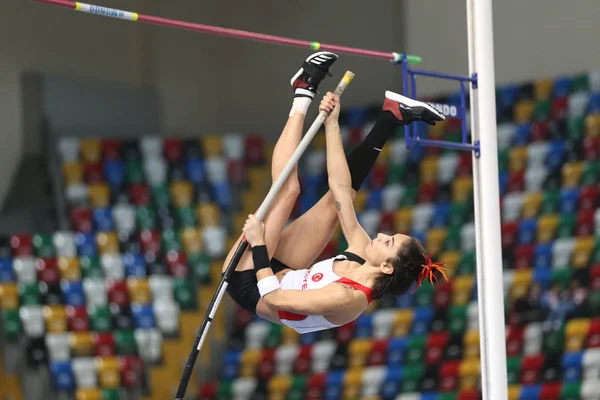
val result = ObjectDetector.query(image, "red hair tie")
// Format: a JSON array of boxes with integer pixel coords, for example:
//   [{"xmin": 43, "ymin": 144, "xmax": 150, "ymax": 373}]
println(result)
[{"xmin": 411, "ymin": 254, "xmax": 449, "ymax": 294}]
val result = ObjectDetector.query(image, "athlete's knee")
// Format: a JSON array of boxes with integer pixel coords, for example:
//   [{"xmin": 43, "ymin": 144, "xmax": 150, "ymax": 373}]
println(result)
[{"xmin": 281, "ymin": 176, "xmax": 300, "ymax": 199}]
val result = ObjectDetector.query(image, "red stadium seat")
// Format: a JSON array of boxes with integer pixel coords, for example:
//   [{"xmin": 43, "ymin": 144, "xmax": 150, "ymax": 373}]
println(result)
[
  {"xmin": 336, "ymin": 320, "xmax": 356, "ymax": 344},
  {"xmin": 320, "ymin": 240, "xmax": 338, "ymax": 261},
  {"xmin": 198, "ymin": 382, "xmax": 217, "ymax": 400},
  {"xmin": 540, "ymin": 382, "xmax": 562, "ymax": 400},
  {"xmin": 458, "ymin": 390, "xmax": 481, "ymax": 400},
  {"xmin": 591, "ymin": 266, "xmax": 600, "ymax": 291},
  {"xmin": 84, "ymin": 162, "xmax": 104, "ymax": 183},
  {"xmin": 425, "ymin": 331, "xmax": 450, "ymax": 366},
  {"xmin": 102, "ymin": 139, "xmax": 121, "ymax": 161},
  {"xmin": 439, "ymin": 360, "xmax": 460, "ymax": 392},
  {"xmin": 347, "ymin": 128, "xmax": 363, "ymax": 148},
  {"xmin": 379, "ymin": 212, "xmax": 395, "ymax": 234},
  {"xmin": 576, "ymin": 210, "xmax": 595, "ymax": 236},
  {"xmin": 507, "ymin": 171, "xmax": 525, "ymax": 193},
  {"xmin": 11, "ymin": 234, "xmax": 33, "ymax": 257},
  {"xmin": 418, "ymin": 183, "xmax": 438, "ymax": 203},
  {"xmin": 521, "ymin": 354, "xmax": 545, "ymax": 384},
  {"xmin": 550, "ymin": 98, "xmax": 568, "ymax": 120},
  {"xmin": 71, "ymin": 206, "xmax": 93, "ymax": 233},
  {"xmin": 227, "ymin": 160, "xmax": 247, "ymax": 186},
  {"xmin": 370, "ymin": 165, "xmax": 388, "ymax": 189},
  {"xmin": 433, "ymin": 282, "xmax": 453, "ymax": 309},
  {"xmin": 579, "ymin": 185, "xmax": 599, "ymax": 211},
  {"xmin": 306, "ymin": 373, "xmax": 326, "ymax": 400},
  {"xmin": 163, "ymin": 138, "xmax": 183, "ymax": 163},
  {"xmin": 583, "ymin": 137, "xmax": 600, "ymax": 160},
  {"xmin": 244, "ymin": 135, "xmax": 265, "ymax": 166},
  {"xmin": 258, "ymin": 348, "xmax": 276, "ymax": 380},
  {"xmin": 293, "ymin": 344, "xmax": 313, "ymax": 375},
  {"xmin": 367, "ymin": 339, "xmax": 388, "ymax": 366},
  {"xmin": 501, "ymin": 222, "xmax": 519, "ymax": 250},
  {"xmin": 531, "ymin": 121, "xmax": 550, "ymax": 141},
  {"xmin": 165, "ymin": 251, "xmax": 189, "ymax": 277},
  {"xmin": 506, "ymin": 325, "xmax": 525, "ymax": 356},
  {"xmin": 587, "ymin": 318, "xmax": 600, "ymax": 348},
  {"xmin": 139, "ymin": 230, "xmax": 161, "ymax": 255},
  {"xmin": 94, "ymin": 332, "xmax": 116, "ymax": 356},
  {"xmin": 514, "ymin": 244, "xmax": 535, "ymax": 270},
  {"xmin": 37, "ymin": 258, "xmax": 60, "ymax": 285},
  {"xmin": 120, "ymin": 355, "xmax": 143, "ymax": 388},
  {"xmin": 456, "ymin": 153, "xmax": 473, "ymax": 176},
  {"xmin": 129, "ymin": 184, "xmax": 151, "ymax": 206},
  {"xmin": 106, "ymin": 280, "xmax": 130, "ymax": 308},
  {"xmin": 66, "ymin": 305, "xmax": 90, "ymax": 332}
]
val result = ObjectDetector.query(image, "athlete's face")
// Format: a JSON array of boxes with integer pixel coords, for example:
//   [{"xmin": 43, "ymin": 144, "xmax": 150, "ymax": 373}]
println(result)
[{"xmin": 364, "ymin": 233, "xmax": 410, "ymax": 272}]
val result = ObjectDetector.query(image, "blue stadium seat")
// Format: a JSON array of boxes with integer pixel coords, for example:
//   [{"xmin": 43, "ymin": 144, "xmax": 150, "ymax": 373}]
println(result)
[
  {"xmin": 212, "ymin": 182, "xmax": 232, "ymax": 209},
  {"xmin": 421, "ymin": 393, "xmax": 440, "ymax": 400},
  {"xmin": 50, "ymin": 361, "xmax": 75, "ymax": 391},
  {"xmin": 366, "ymin": 189, "xmax": 383, "ymax": 211},
  {"xmin": 553, "ymin": 76, "xmax": 573, "ymax": 98},
  {"xmin": 431, "ymin": 203, "xmax": 451, "ymax": 228},
  {"xmin": 222, "ymin": 350, "xmax": 241, "ymax": 380},
  {"xmin": 103, "ymin": 160, "xmax": 125, "ymax": 189},
  {"xmin": 123, "ymin": 253, "xmax": 147, "ymax": 278},
  {"xmin": 324, "ymin": 370, "xmax": 345, "ymax": 400},
  {"xmin": 534, "ymin": 242, "xmax": 553, "ymax": 269},
  {"xmin": 380, "ymin": 365, "xmax": 403, "ymax": 400},
  {"xmin": 75, "ymin": 233, "xmax": 97, "ymax": 257},
  {"xmin": 185, "ymin": 159, "xmax": 206, "ymax": 185},
  {"xmin": 519, "ymin": 384, "xmax": 542, "ymax": 400},
  {"xmin": 61, "ymin": 281, "xmax": 85, "ymax": 307},
  {"xmin": 497, "ymin": 85, "xmax": 521, "ymax": 110},
  {"xmin": 518, "ymin": 219, "xmax": 538, "ymax": 245},
  {"xmin": 513, "ymin": 123, "xmax": 532, "ymax": 146},
  {"xmin": 92, "ymin": 208, "xmax": 115, "ymax": 232},
  {"xmin": 561, "ymin": 351, "xmax": 583, "ymax": 382},
  {"xmin": 299, "ymin": 330, "xmax": 319, "ymax": 346},
  {"xmin": 131, "ymin": 303, "xmax": 156, "ymax": 329},
  {"xmin": 387, "ymin": 338, "xmax": 407, "ymax": 367},
  {"xmin": 407, "ymin": 140, "xmax": 425, "ymax": 164},
  {"xmin": 498, "ymin": 172, "xmax": 509, "ymax": 196},
  {"xmin": 396, "ymin": 293, "xmax": 413, "ymax": 309},
  {"xmin": 546, "ymin": 140, "xmax": 566, "ymax": 170},
  {"xmin": 560, "ymin": 188, "xmax": 580, "ymax": 214},
  {"xmin": 0, "ymin": 257, "xmax": 14, "ymax": 282},
  {"xmin": 588, "ymin": 92, "xmax": 600, "ymax": 113},
  {"xmin": 354, "ymin": 313, "xmax": 374, "ymax": 338},
  {"xmin": 412, "ymin": 306, "xmax": 434, "ymax": 335},
  {"xmin": 533, "ymin": 267, "xmax": 552, "ymax": 289}
]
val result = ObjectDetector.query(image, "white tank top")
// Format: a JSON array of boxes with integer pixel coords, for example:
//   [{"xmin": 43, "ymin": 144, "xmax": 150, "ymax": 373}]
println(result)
[{"xmin": 277, "ymin": 254, "xmax": 373, "ymax": 334}]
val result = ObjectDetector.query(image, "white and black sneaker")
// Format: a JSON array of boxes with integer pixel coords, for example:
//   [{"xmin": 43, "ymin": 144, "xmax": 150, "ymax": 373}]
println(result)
[
  {"xmin": 290, "ymin": 51, "xmax": 338, "ymax": 95},
  {"xmin": 383, "ymin": 90, "xmax": 446, "ymax": 125}
]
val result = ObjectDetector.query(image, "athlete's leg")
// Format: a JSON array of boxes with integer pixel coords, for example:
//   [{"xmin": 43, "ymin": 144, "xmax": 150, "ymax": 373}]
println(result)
[
  {"xmin": 273, "ymin": 91, "xmax": 445, "ymax": 270},
  {"xmin": 222, "ymin": 52, "xmax": 338, "ymax": 273}
]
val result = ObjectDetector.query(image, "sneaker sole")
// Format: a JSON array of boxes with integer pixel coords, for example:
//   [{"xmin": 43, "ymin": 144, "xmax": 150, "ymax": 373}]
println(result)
[
  {"xmin": 290, "ymin": 51, "xmax": 338, "ymax": 87},
  {"xmin": 385, "ymin": 90, "xmax": 446, "ymax": 120}
]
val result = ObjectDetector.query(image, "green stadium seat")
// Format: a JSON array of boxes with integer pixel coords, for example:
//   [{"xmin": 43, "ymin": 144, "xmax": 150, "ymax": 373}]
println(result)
[
  {"xmin": 173, "ymin": 278, "xmax": 195, "ymax": 310},
  {"xmin": 449, "ymin": 306, "xmax": 467, "ymax": 335},
  {"xmin": 438, "ymin": 394, "xmax": 458, "ymax": 400},
  {"xmin": 151, "ymin": 185, "xmax": 171, "ymax": 208},
  {"xmin": 444, "ymin": 227, "xmax": 462, "ymax": 251},
  {"xmin": 115, "ymin": 330, "xmax": 137, "ymax": 355},
  {"xmin": 559, "ymin": 381, "xmax": 581, "ymax": 400},
  {"xmin": 175, "ymin": 206, "xmax": 196, "ymax": 228},
  {"xmin": 2, "ymin": 310, "xmax": 21, "ymax": 341},
  {"xmin": 80, "ymin": 256, "xmax": 103, "ymax": 279},
  {"xmin": 125, "ymin": 160, "xmax": 144, "ymax": 185},
  {"xmin": 568, "ymin": 117, "xmax": 585, "ymax": 142},
  {"xmin": 498, "ymin": 150, "xmax": 509, "ymax": 172},
  {"xmin": 414, "ymin": 283, "xmax": 434, "ymax": 307},
  {"xmin": 542, "ymin": 326, "xmax": 565, "ymax": 356},
  {"xmin": 161, "ymin": 229, "xmax": 182, "ymax": 252},
  {"xmin": 264, "ymin": 324, "xmax": 282, "ymax": 348},
  {"xmin": 188, "ymin": 252, "xmax": 211, "ymax": 284},
  {"xmin": 400, "ymin": 184, "xmax": 418, "ymax": 206},
  {"xmin": 449, "ymin": 203, "xmax": 469, "ymax": 229},
  {"xmin": 89, "ymin": 305, "xmax": 113, "ymax": 332},
  {"xmin": 401, "ymin": 364, "xmax": 424, "ymax": 393},
  {"xmin": 101, "ymin": 388, "xmax": 121, "ymax": 400},
  {"xmin": 533, "ymin": 100, "xmax": 551, "ymax": 121},
  {"xmin": 571, "ymin": 74, "xmax": 589, "ymax": 92},
  {"xmin": 540, "ymin": 190, "xmax": 561, "ymax": 215},
  {"xmin": 287, "ymin": 375, "xmax": 307, "ymax": 400},
  {"xmin": 551, "ymin": 268, "xmax": 573, "ymax": 289},
  {"xmin": 33, "ymin": 233, "xmax": 55, "ymax": 258},
  {"xmin": 387, "ymin": 163, "xmax": 407, "ymax": 185},
  {"xmin": 405, "ymin": 335, "xmax": 426, "ymax": 364},
  {"xmin": 136, "ymin": 206, "xmax": 156, "ymax": 230},
  {"xmin": 587, "ymin": 291, "xmax": 600, "ymax": 316},
  {"xmin": 581, "ymin": 161, "xmax": 600, "ymax": 185},
  {"xmin": 506, "ymin": 356, "xmax": 522, "ymax": 385},
  {"xmin": 457, "ymin": 251, "xmax": 476, "ymax": 275},
  {"xmin": 556, "ymin": 213, "xmax": 576, "ymax": 238},
  {"xmin": 19, "ymin": 282, "xmax": 41, "ymax": 306}
]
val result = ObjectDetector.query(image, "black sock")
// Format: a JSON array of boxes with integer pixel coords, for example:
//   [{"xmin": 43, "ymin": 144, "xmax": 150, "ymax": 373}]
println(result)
[{"xmin": 346, "ymin": 111, "xmax": 399, "ymax": 191}]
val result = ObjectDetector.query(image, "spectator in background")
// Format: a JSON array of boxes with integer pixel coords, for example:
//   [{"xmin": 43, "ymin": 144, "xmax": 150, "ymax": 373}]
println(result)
[{"xmin": 542, "ymin": 283, "xmax": 576, "ymax": 332}]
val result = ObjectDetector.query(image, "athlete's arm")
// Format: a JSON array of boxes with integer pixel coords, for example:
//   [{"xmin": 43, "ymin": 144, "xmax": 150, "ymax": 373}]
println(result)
[{"xmin": 321, "ymin": 93, "xmax": 370, "ymax": 251}]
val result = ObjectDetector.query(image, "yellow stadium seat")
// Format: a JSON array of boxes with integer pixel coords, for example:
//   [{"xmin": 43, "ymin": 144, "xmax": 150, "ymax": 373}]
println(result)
[
  {"xmin": 268, "ymin": 375, "xmax": 291, "ymax": 398},
  {"xmin": 312, "ymin": 134, "xmax": 327, "ymax": 150},
  {"xmin": 180, "ymin": 227, "xmax": 203, "ymax": 254},
  {"xmin": 392, "ymin": 309, "xmax": 414, "ymax": 336},
  {"xmin": 88, "ymin": 183, "xmax": 110, "ymax": 207},
  {"xmin": 572, "ymin": 236, "xmax": 595, "ymax": 269},
  {"xmin": 353, "ymin": 190, "xmax": 368, "ymax": 213},
  {"xmin": 58, "ymin": 257, "xmax": 81, "ymax": 281},
  {"xmin": 248, "ymin": 167, "xmax": 270, "ymax": 187},
  {"xmin": 127, "ymin": 278, "xmax": 151, "ymax": 304},
  {"xmin": 420, "ymin": 156, "xmax": 439, "ymax": 184},
  {"xmin": 510, "ymin": 269, "xmax": 533, "ymax": 302},
  {"xmin": 348, "ymin": 339, "xmax": 372, "ymax": 368},
  {"xmin": 331, "ymin": 224, "xmax": 343, "ymax": 242},
  {"xmin": 428, "ymin": 119, "xmax": 447, "ymax": 140},
  {"xmin": 585, "ymin": 113, "xmax": 600, "ymax": 137},
  {"xmin": 394, "ymin": 207, "xmax": 413, "ymax": 233},
  {"xmin": 76, "ymin": 388, "xmax": 102, "ymax": 400},
  {"xmin": 426, "ymin": 228, "xmax": 448, "ymax": 256},
  {"xmin": 0, "ymin": 375, "xmax": 23, "ymax": 400},
  {"xmin": 240, "ymin": 349, "xmax": 262, "ymax": 377},
  {"xmin": 63, "ymin": 161, "xmax": 83, "ymax": 185},
  {"xmin": 452, "ymin": 276, "xmax": 474, "ymax": 306},
  {"xmin": 0, "ymin": 283, "xmax": 18, "ymax": 310},
  {"xmin": 509, "ymin": 147, "xmax": 528, "ymax": 172},
  {"xmin": 536, "ymin": 214, "xmax": 559, "ymax": 243},
  {"xmin": 96, "ymin": 356, "xmax": 120, "ymax": 388},
  {"xmin": 80, "ymin": 139, "xmax": 101, "ymax": 163},
  {"xmin": 375, "ymin": 143, "xmax": 391, "ymax": 166},
  {"xmin": 459, "ymin": 357, "xmax": 481, "ymax": 391},
  {"xmin": 439, "ymin": 251, "xmax": 461, "ymax": 277},
  {"xmin": 343, "ymin": 367, "xmax": 363, "ymax": 400},
  {"xmin": 70, "ymin": 332, "xmax": 94, "ymax": 357},
  {"xmin": 534, "ymin": 78, "xmax": 554, "ymax": 100},
  {"xmin": 508, "ymin": 384, "xmax": 522, "ymax": 400},
  {"xmin": 170, "ymin": 181, "xmax": 193, "ymax": 208},
  {"xmin": 452, "ymin": 176, "xmax": 473, "ymax": 203},
  {"xmin": 521, "ymin": 192, "xmax": 543, "ymax": 219},
  {"xmin": 96, "ymin": 232, "xmax": 119, "ymax": 255},
  {"xmin": 281, "ymin": 327, "xmax": 299, "ymax": 345},
  {"xmin": 202, "ymin": 136, "xmax": 223, "ymax": 157},
  {"xmin": 463, "ymin": 330, "xmax": 480, "ymax": 359},
  {"xmin": 565, "ymin": 318, "xmax": 591, "ymax": 352},
  {"xmin": 196, "ymin": 203, "xmax": 220, "ymax": 227},
  {"xmin": 44, "ymin": 305, "xmax": 67, "ymax": 333},
  {"xmin": 513, "ymin": 99, "xmax": 535, "ymax": 124},
  {"xmin": 562, "ymin": 161, "xmax": 584, "ymax": 188},
  {"xmin": 242, "ymin": 191, "xmax": 263, "ymax": 216}
]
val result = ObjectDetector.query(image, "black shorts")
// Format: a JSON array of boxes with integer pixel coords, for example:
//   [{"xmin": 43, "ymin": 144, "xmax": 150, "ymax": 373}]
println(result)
[{"xmin": 225, "ymin": 258, "xmax": 290, "ymax": 314}]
